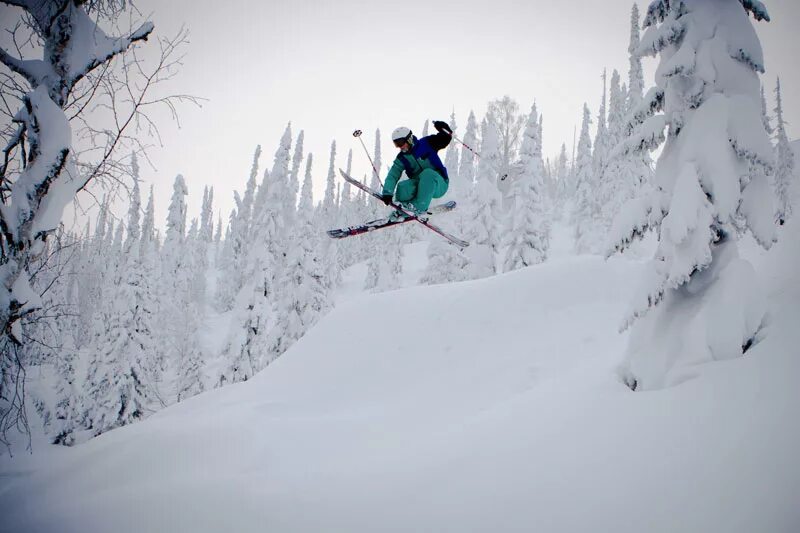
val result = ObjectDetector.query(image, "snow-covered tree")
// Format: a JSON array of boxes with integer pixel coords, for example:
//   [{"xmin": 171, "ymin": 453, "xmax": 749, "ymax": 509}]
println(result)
[
  {"xmin": 287, "ymin": 129, "xmax": 305, "ymax": 225},
  {"xmin": 609, "ymin": 0, "xmax": 776, "ymax": 390},
  {"xmin": 82, "ymin": 170, "xmax": 161, "ymax": 437},
  {"xmin": 465, "ymin": 117, "xmax": 503, "ymax": 279},
  {"xmin": 773, "ymin": 78, "xmax": 796, "ymax": 225},
  {"xmin": 599, "ymin": 69, "xmax": 650, "ymax": 233},
  {"xmin": 627, "ymin": 3, "xmax": 646, "ymax": 110},
  {"xmin": 200, "ymin": 186, "xmax": 215, "ymax": 242},
  {"xmin": 459, "ymin": 111, "xmax": 479, "ymax": 189},
  {"xmin": 593, "ymin": 70, "xmax": 611, "ymax": 175},
  {"xmin": 267, "ymin": 151, "xmax": 331, "ymax": 360},
  {"xmin": 141, "ymin": 185, "xmax": 156, "ymax": 260},
  {"xmin": 503, "ymin": 105, "xmax": 549, "ymax": 271},
  {"xmin": 0, "ymin": 3, "xmax": 154, "ymax": 434},
  {"xmin": 487, "ymin": 95, "xmax": 525, "ymax": 173},
  {"xmin": 573, "ymin": 104, "xmax": 599, "ymax": 253},
  {"xmin": 231, "ymin": 126, "xmax": 293, "ymax": 378}
]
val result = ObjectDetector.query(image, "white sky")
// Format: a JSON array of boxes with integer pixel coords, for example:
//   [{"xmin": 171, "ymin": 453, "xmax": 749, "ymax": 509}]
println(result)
[{"xmin": 3, "ymin": 0, "xmax": 799, "ymax": 231}]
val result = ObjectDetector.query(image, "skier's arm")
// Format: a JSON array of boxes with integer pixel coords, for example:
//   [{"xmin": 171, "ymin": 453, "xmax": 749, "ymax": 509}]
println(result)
[
  {"xmin": 426, "ymin": 129, "xmax": 452, "ymax": 151},
  {"xmin": 382, "ymin": 157, "xmax": 405, "ymax": 197}
]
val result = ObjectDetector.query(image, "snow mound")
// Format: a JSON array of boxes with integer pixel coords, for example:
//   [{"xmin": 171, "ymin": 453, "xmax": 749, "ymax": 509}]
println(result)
[{"xmin": 1, "ymin": 251, "xmax": 799, "ymax": 533}]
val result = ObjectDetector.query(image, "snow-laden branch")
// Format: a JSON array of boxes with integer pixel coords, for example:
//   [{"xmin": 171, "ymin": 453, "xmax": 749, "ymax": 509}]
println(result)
[
  {"xmin": 68, "ymin": 14, "xmax": 154, "ymax": 92},
  {"xmin": 638, "ymin": 16, "xmax": 684, "ymax": 57},
  {"xmin": 740, "ymin": 0, "xmax": 770, "ymax": 21},
  {"xmin": 0, "ymin": 46, "xmax": 48, "ymax": 88}
]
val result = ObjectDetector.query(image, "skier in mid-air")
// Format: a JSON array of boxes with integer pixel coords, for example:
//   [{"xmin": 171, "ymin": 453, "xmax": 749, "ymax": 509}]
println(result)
[
  {"xmin": 327, "ymin": 119, "xmax": 469, "ymax": 247},
  {"xmin": 380, "ymin": 120, "xmax": 453, "ymax": 220}
]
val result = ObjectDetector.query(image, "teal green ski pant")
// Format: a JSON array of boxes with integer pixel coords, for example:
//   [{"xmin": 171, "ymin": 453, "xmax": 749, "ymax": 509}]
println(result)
[{"xmin": 394, "ymin": 169, "xmax": 448, "ymax": 212}]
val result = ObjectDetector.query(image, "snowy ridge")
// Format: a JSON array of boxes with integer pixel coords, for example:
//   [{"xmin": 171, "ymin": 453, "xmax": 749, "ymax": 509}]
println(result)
[{"xmin": 2, "ymin": 241, "xmax": 799, "ymax": 532}]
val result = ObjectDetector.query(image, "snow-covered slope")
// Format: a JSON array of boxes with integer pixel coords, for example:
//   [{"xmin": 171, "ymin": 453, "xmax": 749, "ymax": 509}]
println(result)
[{"xmin": 2, "ymin": 236, "xmax": 799, "ymax": 532}]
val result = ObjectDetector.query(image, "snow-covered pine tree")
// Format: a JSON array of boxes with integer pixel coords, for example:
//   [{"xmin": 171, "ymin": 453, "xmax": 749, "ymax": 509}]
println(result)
[
  {"xmin": 555, "ymin": 142, "xmax": 570, "ymax": 210},
  {"xmin": 573, "ymin": 104, "xmax": 600, "ymax": 253},
  {"xmin": 287, "ymin": 129, "xmax": 305, "ymax": 226},
  {"xmin": 159, "ymin": 173, "xmax": 205, "ymax": 398},
  {"xmin": 216, "ymin": 208, "xmax": 237, "ymax": 308},
  {"xmin": 593, "ymin": 70, "xmax": 610, "ymax": 176},
  {"xmin": 465, "ymin": 117, "xmax": 503, "ymax": 279},
  {"xmin": 267, "ymin": 148, "xmax": 331, "ymax": 361},
  {"xmin": 216, "ymin": 147, "xmax": 260, "ymax": 310},
  {"xmin": 321, "ymin": 140, "xmax": 343, "ymax": 289},
  {"xmin": 627, "ymin": 3, "xmax": 645, "ymax": 110},
  {"xmin": 175, "ymin": 219, "xmax": 205, "ymax": 402},
  {"xmin": 459, "ymin": 111, "xmax": 479, "ymax": 190},
  {"xmin": 82, "ymin": 171, "xmax": 161, "ymax": 437},
  {"xmin": 200, "ymin": 186, "xmax": 215, "ymax": 242},
  {"xmin": 760, "ymin": 84, "xmax": 773, "ymax": 137},
  {"xmin": 231, "ymin": 126, "xmax": 293, "ymax": 377},
  {"xmin": 503, "ymin": 104, "xmax": 549, "ymax": 271},
  {"xmin": 773, "ymin": 77, "xmax": 796, "ymax": 225},
  {"xmin": 599, "ymin": 69, "xmax": 648, "ymax": 233},
  {"xmin": 141, "ymin": 185, "xmax": 156, "ymax": 259},
  {"xmin": 609, "ymin": 0, "xmax": 776, "ymax": 390},
  {"xmin": 453, "ymin": 109, "xmax": 480, "ymax": 237},
  {"xmin": 214, "ymin": 211, "xmax": 223, "ymax": 262}
]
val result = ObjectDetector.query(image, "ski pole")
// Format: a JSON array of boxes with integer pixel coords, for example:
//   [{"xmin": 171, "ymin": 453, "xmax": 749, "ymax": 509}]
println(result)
[
  {"xmin": 352, "ymin": 130, "xmax": 384, "ymax": 189},
  {"xmin": 448, "ymin": 130, "xmax": 509, "ymax": 181}
]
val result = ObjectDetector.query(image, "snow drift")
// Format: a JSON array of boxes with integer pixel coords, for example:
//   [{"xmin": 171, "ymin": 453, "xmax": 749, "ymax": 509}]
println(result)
[{"xmin": 1, "ymin": 242, "xmax": 799, "ymax": 532}]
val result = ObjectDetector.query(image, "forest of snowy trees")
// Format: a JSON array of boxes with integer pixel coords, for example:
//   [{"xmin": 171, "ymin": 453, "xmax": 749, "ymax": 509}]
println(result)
[{"xmin": 0, "ymin": 0, "xmax": 796, "ymax": 448}]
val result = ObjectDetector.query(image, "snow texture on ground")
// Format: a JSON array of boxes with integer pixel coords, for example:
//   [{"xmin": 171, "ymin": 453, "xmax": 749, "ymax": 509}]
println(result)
[{"xmin": 1, "ymin": 220, "xmax": 799, "ymax": 533}]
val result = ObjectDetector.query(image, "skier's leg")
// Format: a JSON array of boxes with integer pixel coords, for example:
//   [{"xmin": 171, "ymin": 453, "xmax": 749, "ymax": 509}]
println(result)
[
  {"xmin": 433, "ymin": 173, "xmax": 448, "ymax": 199},
  {"xmin": 411, "ymin": 169, "xmax": 445, "ymax": 212},
  {"xmin": 394, "ymin": 179, "xmax": 417, "ymax": 204}
]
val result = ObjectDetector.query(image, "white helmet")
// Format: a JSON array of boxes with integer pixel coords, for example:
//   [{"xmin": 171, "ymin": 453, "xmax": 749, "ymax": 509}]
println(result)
[{"xmin": 391, "ymin": 126, "xmax": 413, "ymax": 146}]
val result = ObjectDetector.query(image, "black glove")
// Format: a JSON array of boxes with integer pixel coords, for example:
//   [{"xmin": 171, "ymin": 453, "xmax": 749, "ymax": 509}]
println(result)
[
  {"xmin": 380, "ymin": 193, "xmax": 393, "ymax": 206},
  {"xmin": 433, "ymin": 120, "xmax": 452, "ymax": 134}
]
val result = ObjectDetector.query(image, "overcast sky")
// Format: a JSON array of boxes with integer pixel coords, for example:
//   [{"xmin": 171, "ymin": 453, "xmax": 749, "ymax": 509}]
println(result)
[{"xmin": 4, "ymin": 0, "xmax": 800, "ymax": 231}]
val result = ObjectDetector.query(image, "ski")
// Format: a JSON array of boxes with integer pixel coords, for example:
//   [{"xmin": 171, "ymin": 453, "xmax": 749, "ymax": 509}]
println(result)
[
  {"xmin": 337, "ymin": 169, "xmax": 470, "ymax": 248},
  {"xmin": 328, "ymin": 200, "xmax": 456, "ymax": 239}
]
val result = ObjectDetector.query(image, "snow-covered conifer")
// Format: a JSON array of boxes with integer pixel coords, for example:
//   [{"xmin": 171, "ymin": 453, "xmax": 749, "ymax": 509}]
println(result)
[
  {"xmin": 165, "ymin": 174, "xmax": 189, "ymax": 248},
  {"xmin": 593, "ymin": 70, "xmax": 610, "ymax": 174},
  {"xmin": 141, "ymin": 185, "xmax": 156, "ymax": 259},
  {"xmin": 465, "ymin": 118, "xmax": 503, "ymax": 279},
  {"xmin": 627, "ymin": 3, "xmax": 645, "ymax": 110},
  {"xmin": 267, "ymin": 151, "xmax": 331, "ymax": 360},
  {"xmin": 200, "ymin": 186, "xmax": 215, "ymax": 242},
  {"xmin": 760, "ymin": 85, "xmax": 773, "ymax": 136},
  {"xmin": 503, "ymin": 105, "xmax": 549, "ymax": 271},
  {"xmin": 774, "ymin": 78, "xmax": 796, "ymax": 225},
  {"xmin": 573, "ymin": 104, "xmax": 599, "ymax": 253},
  {"xmin": 232, "ymin": 128, "xmax": 294, "ymax": 376},
  {"xmin": 287, "ymin": 129, "xmax": 305, "ymax": 224},
  {"xmin": 459, "ymin": 111, "xmax": 479, "ymax": 188},
  {"xmin": 609, "ymin": 0, "xmax": 776, "ymax": 390}
]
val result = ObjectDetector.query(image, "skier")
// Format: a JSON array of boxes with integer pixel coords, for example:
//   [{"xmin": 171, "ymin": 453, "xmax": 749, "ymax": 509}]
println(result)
[{"xmin": 380, "ymin": 120, "xmax": 453, "ymax": 219}]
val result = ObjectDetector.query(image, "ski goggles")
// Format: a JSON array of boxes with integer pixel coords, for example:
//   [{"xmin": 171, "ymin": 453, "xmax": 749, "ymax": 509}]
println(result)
[{"xmin": 393, "ymin": 138, "xmax": 409, "ymax": 148}]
